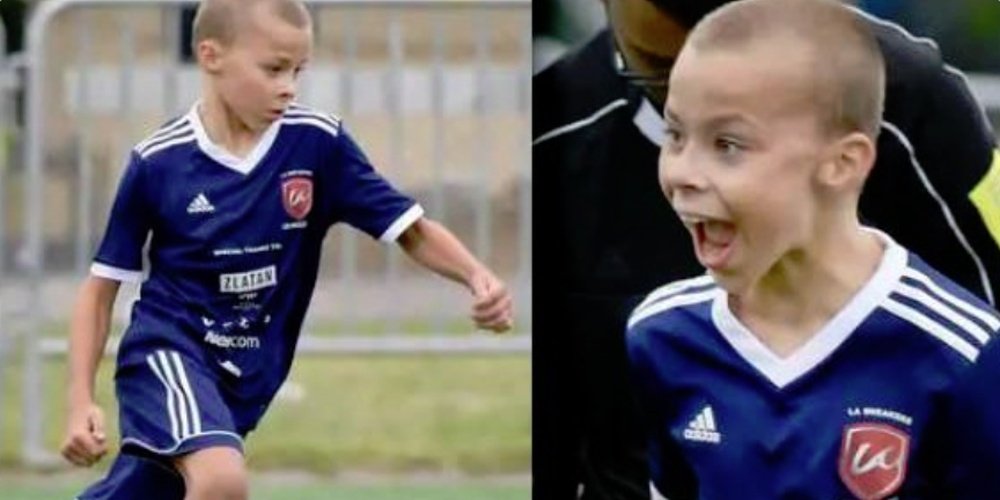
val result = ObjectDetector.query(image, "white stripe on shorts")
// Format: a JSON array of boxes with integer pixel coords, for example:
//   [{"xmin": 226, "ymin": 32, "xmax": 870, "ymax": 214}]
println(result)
[
  {"xmin": 146, "ymin": 353, "xmax": 180, "ymax": 441},
  {"xmin": 156, "ymin": 350, "xmax": 191, "ymax": 438},
  {"xmin": 170, "ymin": 351, "xmax": 203, "ymax": 435}
]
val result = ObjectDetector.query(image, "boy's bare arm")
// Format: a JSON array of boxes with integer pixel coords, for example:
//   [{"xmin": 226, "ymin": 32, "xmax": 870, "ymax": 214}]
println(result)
[
  {"xmin": 398, "ymin": 217, "xmax": 513, "ymax": 333},
  {"xmin": 61, "ymin": 275, "xmax": 121, "ymax": 466}
]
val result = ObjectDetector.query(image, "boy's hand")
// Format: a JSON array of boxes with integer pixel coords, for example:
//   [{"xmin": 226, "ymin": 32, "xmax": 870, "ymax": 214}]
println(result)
[
  {"xmin": 469, "ymin": 269, "xmax": 514, "ymax": 333},
  {"xmin": 61, "ymin": 402, "xmax": 108, "ymax": 467}
]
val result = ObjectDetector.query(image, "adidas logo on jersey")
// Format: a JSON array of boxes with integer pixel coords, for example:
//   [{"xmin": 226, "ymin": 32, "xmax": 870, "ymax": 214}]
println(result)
[
  {"xmin": 187, "ymin": 193, "xmax": 215, "ymax": 214},
  {"xmin": 683, "ymin": 405, "xmax": 722, "ymax": 444}
]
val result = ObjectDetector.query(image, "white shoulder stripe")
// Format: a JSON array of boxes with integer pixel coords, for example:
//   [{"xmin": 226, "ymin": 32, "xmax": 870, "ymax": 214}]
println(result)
[
  {"xmin": 902, "ymin": 267, "xmax": 1000, "ymax": 331},
  {"xmin": 533, "ymin": 98, "xmax": 628, "ymax": 146},
  {"xmin": 139, "ymin": 133, "xmax": 196, "ymax": 158},
  {"xmin": 894, "ymin": 282, "xmax": 992, "ymax": 345},
  {"xmin": 285, "ymin": 108, "xmax": 341, "ymax": 127},
  {"xmin": 282, "ymin": 117, "xmax": 340, "ymax": 138},
  {"xmin": 136, "ymin": 119, "xmax": 191, "ymax": 152},
  {"xmin": 633, "ymin": 275, "xmax": 715, "ymax": 319},
  {"xmin": 136, "ymin": 125, "xmax": 194, "ymax": 155},
  {"xmin": 136, "ymin": 118, "xmax": 188, "ymax": 149},
  {"xmin": 883, "ymin": 299, "xmax": 980, "ymax": 362},
  {"xmin": 882, "ymin": 122, "xmax": 994, "ymax": 305},
  {"xmin": 627, "ymin": 288, "xmax": 717, "ymax": 330}
]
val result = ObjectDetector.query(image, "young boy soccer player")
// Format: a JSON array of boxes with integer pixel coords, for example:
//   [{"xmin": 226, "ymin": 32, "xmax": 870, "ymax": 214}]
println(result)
[
  {"xmin": 627, "ymin": 0, "xmax": 1000, "ymax": 498},
  {"xmin": 60, "ymin": 0, "xmax": 513, "ymax": 498}
]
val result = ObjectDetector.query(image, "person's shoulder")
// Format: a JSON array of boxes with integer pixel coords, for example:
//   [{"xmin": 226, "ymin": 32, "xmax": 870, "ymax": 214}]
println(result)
[
  {"xmin": 886, "ymin": 251, "xmax": 1000, "ymax": 366},
  {"xmin": 627, "ymin": 274, "xmax": 719, "ymax": 336},
  {"xmin": 280, "ymin": 103, "xmax": 343, "ymax": 140},
  {"xmin": 132, "ymin": 113, "xmax": 197, "ymax": 163},
  {"xmin": 850, "ymin": 7, "xmax": 942, "ymax": 84},
  {"xmin": 533, "ymin": 29, "xmax": 632, "ymax": 142}
]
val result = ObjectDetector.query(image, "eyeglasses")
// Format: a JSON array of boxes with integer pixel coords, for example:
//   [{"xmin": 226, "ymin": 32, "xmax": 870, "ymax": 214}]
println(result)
[{"xmin": 613, "ymin": 49, "xmax": 670, "ymax": 90}]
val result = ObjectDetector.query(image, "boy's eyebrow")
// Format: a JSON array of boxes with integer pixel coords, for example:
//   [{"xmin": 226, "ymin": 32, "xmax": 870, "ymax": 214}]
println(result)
[{"xmin": 702, "ymin": 113, "xmax": 760, "ymax": 131}]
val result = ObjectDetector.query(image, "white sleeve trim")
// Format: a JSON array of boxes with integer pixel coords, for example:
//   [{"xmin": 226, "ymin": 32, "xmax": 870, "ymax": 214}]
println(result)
[
  {"xmin": 378, "ymin": 203, "xmax": 425, "ymax": 242},
  {"xmin": 91, "ymin": 262, "xmax": 144, "ymax": 283}
]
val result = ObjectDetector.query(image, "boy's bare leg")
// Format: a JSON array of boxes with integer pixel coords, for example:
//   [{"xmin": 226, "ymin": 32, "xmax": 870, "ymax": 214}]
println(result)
[{"xmin": 175, "ymin": 446, "xmax": 248, "ymax": 500}]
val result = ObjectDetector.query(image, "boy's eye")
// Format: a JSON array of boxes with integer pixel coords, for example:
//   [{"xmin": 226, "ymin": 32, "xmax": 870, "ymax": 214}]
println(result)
[
  {"xmin": 262, "ymin": 64, "xmax": 284, "ymax": 75},
  {"xmin": 663, "ymin": 127, "xmax": 683, "ymax": 150},
  {"xmin": 715, "ymin": 137, "xmax": 744, "ymax": 156}
]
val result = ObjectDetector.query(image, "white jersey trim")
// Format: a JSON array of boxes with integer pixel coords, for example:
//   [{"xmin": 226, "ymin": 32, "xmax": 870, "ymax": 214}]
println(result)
[
  {"xmin": 281, "ymin": 117, "xmax": 340, "ymax": 138},
  {"xmin": 632, "ymin": 274, "xmax": 714, "ymax": 321},
  {"xmin": 533, "ymin": 98, "xmax": 628, "ymax": 146},
  {"xmin": 138, "ymin": 132, "xmax": 196, "ymax": 159},
  {"xmin": 881, "ymin": 121, "xmax": 994, "ymax": 305},
  {"xmin": 188, "ymin": 102, "xmax": 283, "ymax": 176},
  {"xmin": 379, "ymin": 203, "xmax": 425, "ymax": 242},
  {"xmin": 90, "ymin": 262, "xmax": 143, "ymax": 283},
  {"xmin": 121, "ymin": 430, "xmax": 245, "ymax": 456},
  {"xmin": 287, "ymin": 104, "xmax": 342, "ymax": 128},
  {"xmin": 712, "ymin": 228, "xmax": 908, "ymax": 389},
  {"xmin": 883, "ymin": 299, "xmax": 980, "ymax": 362},
  {"xmin": 627, "ymin": 288, "xmax": 719, "ymax": 330},
  {"xmin": 894, "ymin": 282, "xmax": 992, "ymax": 345},
  {"xmin": 134, "ymin": 117, "xmax": 190, "ymax": 152},
  {"xmin": 901, "ymin": 267, "xmax": 1000, "ymax": 331}
]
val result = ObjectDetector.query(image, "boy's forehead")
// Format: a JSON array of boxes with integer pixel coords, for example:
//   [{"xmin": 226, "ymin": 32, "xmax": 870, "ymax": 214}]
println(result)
[
  {"xmin": 236, "ymin": 4, "xmax": 312, "ymax": 49},
  {"xmin": 668, "ymin": 40, "xmax": 816, "ymax": 120}
]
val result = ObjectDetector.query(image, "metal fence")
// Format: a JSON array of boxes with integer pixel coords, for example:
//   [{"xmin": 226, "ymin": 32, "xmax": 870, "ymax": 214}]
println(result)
[{"xmin": 10, "ymin": 0, "xmax": 530, "ymax": 465}]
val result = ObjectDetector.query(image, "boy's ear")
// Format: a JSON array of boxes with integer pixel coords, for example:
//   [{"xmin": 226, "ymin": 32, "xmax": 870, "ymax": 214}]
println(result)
[
  {"xmin": 817, "ymin": 132, "xmax": 876, "ymax": 191},
  {"xmin": 196, "ymin": 39, "xmax": 225, "ymax": 73}
]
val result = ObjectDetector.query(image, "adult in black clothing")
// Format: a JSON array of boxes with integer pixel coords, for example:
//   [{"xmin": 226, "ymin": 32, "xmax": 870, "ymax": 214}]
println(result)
[{"xmin": 533, "ymin": 1, "xmax": 1000, "ymax": 499}]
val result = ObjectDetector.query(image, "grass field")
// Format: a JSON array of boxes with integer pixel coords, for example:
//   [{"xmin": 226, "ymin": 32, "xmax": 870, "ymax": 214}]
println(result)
[
  {"xmin": 2, "ymin": 475, "xmax": 530, "ymax": 499},
  {"xmin": 0, "ymin": 349, "xmax": 530, "ymax": 498}
]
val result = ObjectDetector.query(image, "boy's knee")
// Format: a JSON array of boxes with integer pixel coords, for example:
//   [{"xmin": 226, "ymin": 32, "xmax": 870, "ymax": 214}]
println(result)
[
  {"xmin": 188, "ymin": 467, "xmax": 248, "ymax": 500},
  {"xmin": 176, "ymin": 447, "xmax": 248, "ymax": 500}
]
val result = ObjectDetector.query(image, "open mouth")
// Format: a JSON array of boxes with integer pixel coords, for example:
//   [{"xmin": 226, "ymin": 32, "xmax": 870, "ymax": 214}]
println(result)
[{"xmin": 679, "ymin": 214, "xmax": 736, "ymax": 270}]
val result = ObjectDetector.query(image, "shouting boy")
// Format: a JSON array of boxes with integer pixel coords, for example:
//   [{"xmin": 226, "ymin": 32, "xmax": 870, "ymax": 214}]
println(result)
[{"xmin": 627, "ymin": 0, "xmax": 1000, "ymax": 498}]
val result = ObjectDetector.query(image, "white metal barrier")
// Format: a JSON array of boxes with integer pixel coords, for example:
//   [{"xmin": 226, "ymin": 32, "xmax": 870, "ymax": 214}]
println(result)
[{"xmin": 20, "ymin": 0, "xmax": 530, "ymax": 466}]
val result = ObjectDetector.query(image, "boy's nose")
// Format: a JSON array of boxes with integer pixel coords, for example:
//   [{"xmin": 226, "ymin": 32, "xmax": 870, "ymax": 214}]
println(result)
[
  {"xmin": 659, "ymin": 147, "xmax": 702, "ymax": 200},
  {"xmin": 279, "ymin": 78, "xmax": 297, "ymax": 101}
]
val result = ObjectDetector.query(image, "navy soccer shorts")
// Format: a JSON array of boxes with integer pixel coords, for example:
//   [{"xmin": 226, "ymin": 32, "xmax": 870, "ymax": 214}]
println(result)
[{"xmin": 77, "ymin": 349, "xmax": 245, "ymax": 499}]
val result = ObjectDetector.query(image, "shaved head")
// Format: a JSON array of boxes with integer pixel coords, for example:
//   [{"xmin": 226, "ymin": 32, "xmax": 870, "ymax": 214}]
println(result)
[
  {"xmin": 686, "ymin": 0, "xmax": 885, "ymax": 139},
  {"xmin": 192, "ymin": 0, "xmax": 311, "ymax": 50}
]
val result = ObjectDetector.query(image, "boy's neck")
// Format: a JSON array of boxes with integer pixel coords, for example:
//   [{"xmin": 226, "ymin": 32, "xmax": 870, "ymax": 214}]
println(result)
[
  {"xmin": 198, "ymin": 92, "xmax": 268, "ymax": 159},
  {"xmin": 729, "ymin": 221, "xmax": 884, "ymax": 358}
]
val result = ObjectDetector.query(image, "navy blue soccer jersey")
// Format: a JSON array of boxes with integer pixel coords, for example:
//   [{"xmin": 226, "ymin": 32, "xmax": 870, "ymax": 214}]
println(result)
[
  {"xmin": 626, "ymin": 232, "xmax": 1000, "ymax": 500},
  {"xmin": 92, "ymin": 103, "xmax": 422, "ymax": 431}
]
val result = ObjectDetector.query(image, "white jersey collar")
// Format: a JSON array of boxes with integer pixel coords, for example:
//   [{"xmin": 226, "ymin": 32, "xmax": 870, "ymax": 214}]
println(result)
[
  {"xmin": 711, "ymin": 228, "xmax": 908, "ymax": 389},
  {"xmin": 187, "ymin": 102, "xmax": 282, "ymax": 175}
]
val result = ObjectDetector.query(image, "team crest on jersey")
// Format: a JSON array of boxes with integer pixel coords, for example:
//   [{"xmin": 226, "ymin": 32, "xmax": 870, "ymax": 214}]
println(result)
[
  {"xmin": 838, "ymin": 423, "xmax": 909, "ymax": 500},
  {"xmin": 282, "ymin": 177, "xmax": 313, "ymax": 220}
]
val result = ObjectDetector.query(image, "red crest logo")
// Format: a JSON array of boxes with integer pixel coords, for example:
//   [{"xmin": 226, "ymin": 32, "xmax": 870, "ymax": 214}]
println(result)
[
  {"xmin": 838, "ymin": 423, "xmax": 910, "ymax": 500},
  {"xmin": 281, "ymin": 177, "xmax": 313, "ymax": 220}
]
